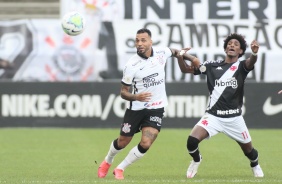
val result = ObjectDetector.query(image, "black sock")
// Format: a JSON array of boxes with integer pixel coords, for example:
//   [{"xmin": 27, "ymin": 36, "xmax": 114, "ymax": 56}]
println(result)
[
  {"xmin": 113, "ymin": 139, "xmax": 122, "ymax": 150},
  {"xmin": 187, "ymin": 136, "xmax": 201, "ymax": 162},
  {"xmin": 245, "ymin": 148, "xmax": 259, "ymax": 167}
]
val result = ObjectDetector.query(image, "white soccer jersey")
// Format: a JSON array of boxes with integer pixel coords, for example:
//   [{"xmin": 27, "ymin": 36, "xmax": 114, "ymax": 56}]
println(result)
[{"xmin": 121, "ymin": 47, "xmax": 172, "ymax": 110}]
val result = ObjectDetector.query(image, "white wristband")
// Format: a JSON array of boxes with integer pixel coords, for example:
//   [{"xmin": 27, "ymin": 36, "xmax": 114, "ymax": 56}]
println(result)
[
  {"xmin": 252, "ymin": 51, "xmax": 257, "ymax": 56},
  {"xmin": 179, "ymin": 50, "xmax": 186, "ymax": 56}
]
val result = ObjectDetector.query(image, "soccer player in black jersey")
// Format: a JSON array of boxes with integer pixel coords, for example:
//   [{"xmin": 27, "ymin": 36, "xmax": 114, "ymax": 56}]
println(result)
[{"xmin": 177, "ymin": 33, "xmax": 264, "ymax": 178}]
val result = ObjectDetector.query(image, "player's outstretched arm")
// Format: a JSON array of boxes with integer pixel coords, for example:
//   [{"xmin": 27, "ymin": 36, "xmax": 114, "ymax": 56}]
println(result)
[
  {"xmin": 175, "ymin": 48, "xmax": 200, "ymax": 73},
  {"xmin": 245, "ymin": 40, "xmax": 259, "ymax": 70},
  {"xmin": 181, "ymin": 49, "xmax": 201, "ymax": 69}
]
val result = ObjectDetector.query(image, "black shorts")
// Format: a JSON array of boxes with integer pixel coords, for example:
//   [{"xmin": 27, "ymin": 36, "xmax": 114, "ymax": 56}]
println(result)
[{"xmin": 120, "ymin": 108, "xmax": 165, "ymax": 136}]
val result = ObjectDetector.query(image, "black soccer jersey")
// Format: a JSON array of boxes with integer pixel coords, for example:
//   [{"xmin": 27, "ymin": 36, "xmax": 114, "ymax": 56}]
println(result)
[{"xmin": 194, "ymin": 60, "xmax": 252, "ymax": 118}]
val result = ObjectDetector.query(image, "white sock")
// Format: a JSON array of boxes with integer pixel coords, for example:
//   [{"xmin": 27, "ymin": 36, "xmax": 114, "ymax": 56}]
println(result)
[
  {"xmin": 116, "ymin": 145, "xmax": 145, "ymax": 171},
  {"xmin": 105, "ymin": 141, "xmax": 122, "ymax": 164}
]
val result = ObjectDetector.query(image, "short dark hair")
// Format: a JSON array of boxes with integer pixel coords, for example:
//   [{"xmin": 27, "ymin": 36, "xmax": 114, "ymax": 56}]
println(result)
[
  {"xmin": 223, "ymin": 33, "xmax": 247, "ymax": 58},
  {"xmin": 136, "ymin": 28, "xmax": 152, "ymax": 38}
]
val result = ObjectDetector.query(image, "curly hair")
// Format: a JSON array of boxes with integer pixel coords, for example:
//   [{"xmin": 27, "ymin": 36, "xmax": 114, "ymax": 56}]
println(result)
[{"xmin": 223, "ymin": 33, "xmax": 247, "ymax": 58}]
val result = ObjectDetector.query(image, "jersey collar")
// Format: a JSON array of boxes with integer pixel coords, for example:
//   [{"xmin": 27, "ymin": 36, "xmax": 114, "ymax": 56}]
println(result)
[{"xmin": 137, "ymin": 47, "xmax": 154, "ymax": 59}]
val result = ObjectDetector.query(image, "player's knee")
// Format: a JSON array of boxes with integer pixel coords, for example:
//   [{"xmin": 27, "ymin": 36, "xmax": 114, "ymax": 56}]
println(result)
[
  {"xmin": 245, "ymin": 148, "xmax": 258, "ymax": 161},
  {"xmin": 187, "ymin": 136, "xmax": 200, "ymax": 152}
]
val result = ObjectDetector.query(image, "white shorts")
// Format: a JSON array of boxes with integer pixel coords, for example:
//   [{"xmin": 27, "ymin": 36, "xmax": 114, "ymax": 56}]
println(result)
[{"xmin": 196, "ymin": 113, "xmax": 252, "ymax": 144}]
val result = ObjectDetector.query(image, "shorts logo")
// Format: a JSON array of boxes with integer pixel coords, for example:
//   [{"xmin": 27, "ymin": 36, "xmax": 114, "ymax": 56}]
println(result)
[
  {"xmin": 122, "ymin": 123, "xmax": 131, "ymax": 133},
  {"xmin": 150, "ymin": 116, "xmax": 162, "ymax": 126},
  {"xmin": 201, "ymin": 120, "xmax": 208, "ymax": 126}
]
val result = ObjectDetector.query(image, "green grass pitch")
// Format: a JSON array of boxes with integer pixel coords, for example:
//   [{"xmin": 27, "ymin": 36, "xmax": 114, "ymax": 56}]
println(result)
[{"xmin": 0, "ymin": 128, "xmax": 281, "ymax": 184}]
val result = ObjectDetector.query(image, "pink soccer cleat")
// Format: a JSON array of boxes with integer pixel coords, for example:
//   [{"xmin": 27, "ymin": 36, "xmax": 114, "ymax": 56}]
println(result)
[
  {"xmin": 98, "ymin": 160, "xmax": 111, "ymax": 178},
  {"xmin": 113, "ymin": 168, "xmax": 124, "ymax": 180}
]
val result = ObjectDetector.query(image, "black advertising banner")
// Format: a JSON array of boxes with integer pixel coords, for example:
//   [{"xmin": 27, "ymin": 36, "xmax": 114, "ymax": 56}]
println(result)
[{"xmin": 0, "ymin": 82, "xmax": 281, "ymax": 128}]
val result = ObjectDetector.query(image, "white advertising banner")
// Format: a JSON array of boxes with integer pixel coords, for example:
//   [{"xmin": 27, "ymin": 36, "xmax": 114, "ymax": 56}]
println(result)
[{"xmin": 0, "ymin": 0, "xmax": 281, "ymax": 82}]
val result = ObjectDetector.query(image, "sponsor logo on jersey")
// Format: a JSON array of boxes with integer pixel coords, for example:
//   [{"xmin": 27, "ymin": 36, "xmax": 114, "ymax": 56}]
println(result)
[
  {"xmin": 202, "ymin": 59, "xmax": 222, "ymax": 65},
  {"xmin": 144, "ymin": 101, "xmax": 162, "ymax": 107},
  {"xmin": 156, "ymin": 50, "xmax": 165, "ymax": 55},
  {"xmin": 217, "ymin": 108, "xmax": 240, "ymax": 115},
  {"xmin": 215, "ymin": 77, "xmax": 238, "ymax": 88},
  {"xmin": 143, "ymin": 73, "xmax": 164, "ymax": 88},
  {"xmin": 263, "ymin": 97, "xmax": 282, "ymax": 115},
  {"xmin": 144, "ymin": 73, "xmax": 158, "ymax": 80},
  {"xmin": 150, "ymin": 116, "xmax": 162, "ymax": 126}
]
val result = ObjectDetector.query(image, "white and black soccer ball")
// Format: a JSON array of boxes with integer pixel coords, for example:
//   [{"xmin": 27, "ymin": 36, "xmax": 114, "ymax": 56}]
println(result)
[{"xmin": 61, "ymin": 11, "xmax": 85, "ymax": 36}]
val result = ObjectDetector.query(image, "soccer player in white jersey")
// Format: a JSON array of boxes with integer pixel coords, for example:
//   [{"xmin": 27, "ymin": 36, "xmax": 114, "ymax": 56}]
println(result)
[
  {"xmin": 177, "ymin": 33, "xmax": 264, "ymax": 178},
  {"xmin": 97, "ymin": 28, "xmax": 200, "ymax": 180}
]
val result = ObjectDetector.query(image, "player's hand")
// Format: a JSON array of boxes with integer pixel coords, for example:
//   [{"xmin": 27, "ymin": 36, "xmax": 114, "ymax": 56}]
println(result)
[
  {"xmin": 278, "ymin": 90, "xmax": 282, "ymax": 94},
  {"xmin": 177, "ymin": 47, "xmax": 192, "ymax": 57},
  {"xmin": 135, "ymin": 92, "xmax": 152, "ymax": 102},
  {"xmin": 250, "ymin": 40, "xmax": 259, "ymax": 54}
]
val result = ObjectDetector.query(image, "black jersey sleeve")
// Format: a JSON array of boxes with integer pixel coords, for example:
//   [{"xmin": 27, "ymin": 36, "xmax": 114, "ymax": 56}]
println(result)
[{"xmin": 241, "ymin": 59, "xmax": 254, "ymax": 73}]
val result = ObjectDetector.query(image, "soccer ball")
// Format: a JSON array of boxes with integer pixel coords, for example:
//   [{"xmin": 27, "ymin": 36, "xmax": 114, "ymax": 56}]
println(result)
[{"xmin": 61, "ymin": 11, "xmax": 85, "ymax": 36}]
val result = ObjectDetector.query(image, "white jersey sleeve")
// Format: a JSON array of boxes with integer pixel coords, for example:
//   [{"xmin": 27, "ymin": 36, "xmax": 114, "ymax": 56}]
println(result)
[{"xmin": 121, "ymin": 55, "xmax": 141, "ymax": 86}]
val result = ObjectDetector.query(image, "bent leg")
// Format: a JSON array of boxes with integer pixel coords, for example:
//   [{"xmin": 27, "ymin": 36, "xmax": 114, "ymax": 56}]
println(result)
[
  {"xmin": 237, "ymin": 141, "xmax": 264, "ymax": 177},
  {"xmin": 104, "ymin": 136, "xmax": 133, "ymax": 164},
  {"xmin": 140, "ymin": 126, "xmax": 159, "ymax": 149},
  {"xmin": 186, "ymin": 125, "xmax": 209, "ymax": 178},
  {"xmin": 116, "ymin": 127, "xmax": 159, "ymax": 171},
  {"xmin": 187, "ymin": 125, "xmax": 209, "ymax": 161},
  {"xmin": 98, "ymin": 135, "xmax": 133, "ymax": 178},
  {"xmin": 117, "ymin": 135, "xmax": 133, "ymax": 149},
  {"xmin": 237, "ymin": 141, "xmax": 258, "ymax": 167}
]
